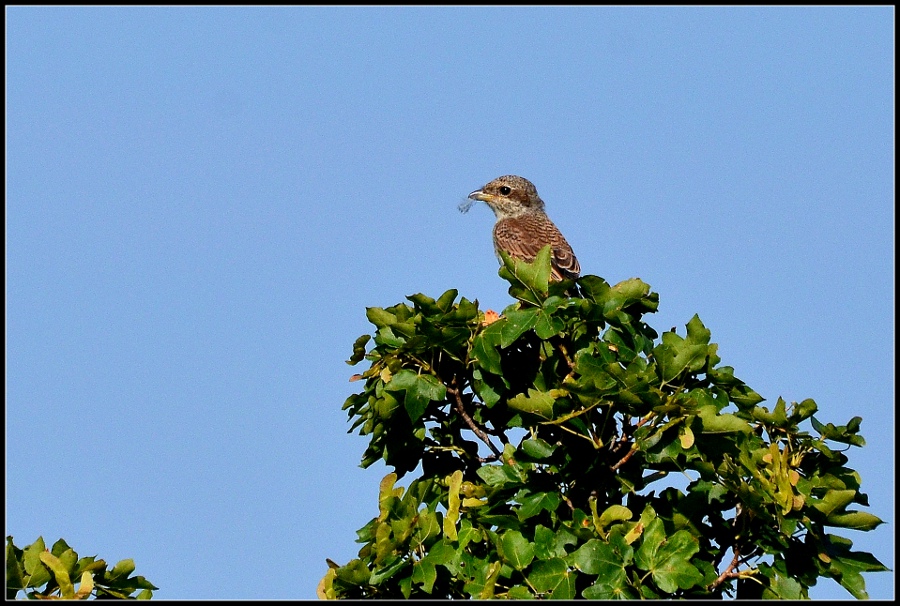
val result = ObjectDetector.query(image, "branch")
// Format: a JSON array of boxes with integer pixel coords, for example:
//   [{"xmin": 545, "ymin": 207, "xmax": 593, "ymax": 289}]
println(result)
[
  {"xmin": 610, "ymin": 413, "xmax": 655, "ymax": 460},
  {"xmin": 448, "ymin": 378, "xmax": 502, "ymax": 458},
  {"xmin": 610, "ymin": 445, "xmax": 638, "ymax": 471},
  {"xmin": 708, "ymin": 548, "xmax": 741, "ymax": 592},
  {"xmin": 557, "ymin": 341, "xmax": 575, "ymax": 371}
]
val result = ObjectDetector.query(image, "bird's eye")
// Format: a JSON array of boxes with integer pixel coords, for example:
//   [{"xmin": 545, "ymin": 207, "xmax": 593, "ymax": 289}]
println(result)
[{"xmin": 499, "ymin": 186, "xmax": 512, "ymax": 195}]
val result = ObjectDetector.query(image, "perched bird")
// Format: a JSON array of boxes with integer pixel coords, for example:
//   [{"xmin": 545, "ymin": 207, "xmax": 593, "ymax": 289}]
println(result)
[{"xmin": 464, "ymin": 175, "xmax": 580, "ymax": 282}]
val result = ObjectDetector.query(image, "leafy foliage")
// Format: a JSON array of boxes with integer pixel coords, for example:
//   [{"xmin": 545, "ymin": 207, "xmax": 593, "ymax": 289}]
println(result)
[
  {"xmin": 6, "ymin": 536, "xmax": 157, "ymax": 600},
  {"xmin": 320, "ymin": 247, "xmax": 888, "ymax": 599}
]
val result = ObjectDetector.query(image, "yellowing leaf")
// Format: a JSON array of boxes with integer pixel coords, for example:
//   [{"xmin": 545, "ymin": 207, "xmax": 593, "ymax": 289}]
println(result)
[
  {"xmin": 443, "ymin": 470, "xmax": 462, "ymax": 541},
  {"xmin": 680, "ymin": 425, "xmax": 695, "ymax": 449}
]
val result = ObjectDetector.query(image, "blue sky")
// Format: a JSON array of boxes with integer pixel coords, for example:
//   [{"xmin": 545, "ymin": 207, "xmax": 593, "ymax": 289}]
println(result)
[{"xmin": 6, "ymin": 6, "xmax": 893, "ymax": 599}]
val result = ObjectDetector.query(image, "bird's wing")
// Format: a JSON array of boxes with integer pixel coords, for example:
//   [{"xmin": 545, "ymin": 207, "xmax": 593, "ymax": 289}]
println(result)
[
  {"xmin": 550, "ymin": 242, "xmax": 580, "ymax": 281},
  {"xmin": 494, "ymin": 216, "xmax": 580, "ymax": 281}
]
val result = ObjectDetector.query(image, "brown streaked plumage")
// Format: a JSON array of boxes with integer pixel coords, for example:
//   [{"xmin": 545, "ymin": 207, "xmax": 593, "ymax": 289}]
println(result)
[{"xmin": 467, "ymin": 175, "xmax": 580, "ymax": 282}]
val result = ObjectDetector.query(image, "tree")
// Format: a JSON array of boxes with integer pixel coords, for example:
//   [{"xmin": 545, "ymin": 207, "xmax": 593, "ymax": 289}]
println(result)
[
  {"xmin": 318, "ymin": 248, "xmax": 888, "ymax": 599},
  {"xmin": 6, "ymin": 536, "xmax": 157, "ymax": 600}
]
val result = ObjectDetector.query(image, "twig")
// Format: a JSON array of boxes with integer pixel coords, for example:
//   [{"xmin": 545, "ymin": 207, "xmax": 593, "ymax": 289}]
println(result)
[
  {"xmin": 708, "ymin": 548, "xmax": 741, "ymax": 591},
  {"xmin": 448, "ymin": 378, "xmax": 502, "ymax": 458},
  {"xmin": 610, "ymin": 413, "xmax": 655, "ymax": 458},
  {"xmin": 635, "ymin": 414, "xmax": 653, "ymax": 429},
  {"xmin": 557, "ymin": 342, "xmax": 575, "ymax": 371},
  {"xmin": 610, "ymin": 445, "xmax": 638, "ymax": 471}
]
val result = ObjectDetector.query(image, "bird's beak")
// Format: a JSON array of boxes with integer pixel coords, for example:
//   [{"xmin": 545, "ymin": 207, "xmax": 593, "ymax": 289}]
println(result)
[{"xmin": 468, "ymin": 189, "xmax": 492, "ymax": 202}]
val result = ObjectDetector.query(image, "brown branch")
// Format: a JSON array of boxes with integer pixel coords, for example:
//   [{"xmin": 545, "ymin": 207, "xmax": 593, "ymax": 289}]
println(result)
[
  {"xmin": 610, "ymin": 413, "xmax": 655, "ymax": 460},
  {"xmin": 448, "ymin": 378, "xmax": 502, "ymax": 458},
  {"xmin": 557, "ymin": 341, "xmax": 575, "ymax": 371},
  {"xmin": 477, "ymin": 454, "xmax": 500, "ymax": 463},
  {"xmin": 610, "ymin": 428, "xmax": 631, "ymax": 454},
  {"xmin": 708, "ymin": 547, "xmax": 741, "ymax": 591},
  {"xmin": 635, "ymin": 414, "xmax": 653, "ymax": 429},
  {"xmin": 610, "ymin": 445, "xmax": 638, "ymax": 471}
]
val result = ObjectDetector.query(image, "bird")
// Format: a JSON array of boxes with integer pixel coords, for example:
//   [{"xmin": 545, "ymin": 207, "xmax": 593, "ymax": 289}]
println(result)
[{"xmin": 465, "ymin": 175, "xmax": 580, "ymax": 282}]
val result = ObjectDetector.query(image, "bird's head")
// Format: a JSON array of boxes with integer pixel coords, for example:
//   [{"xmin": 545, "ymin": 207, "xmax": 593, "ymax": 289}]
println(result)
[{"xmin": 468, "ymin": 175, "xmax": 546, "ymax": 219}]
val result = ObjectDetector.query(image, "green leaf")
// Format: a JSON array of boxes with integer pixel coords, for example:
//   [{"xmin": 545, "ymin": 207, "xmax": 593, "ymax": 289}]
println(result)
[
  {"xmin": 752, "ymin": 397, "xmax": 789, "ymax": 426},
  {"xmin": 347, "ymin": 334, "xmax": 371, "ymax": 365},
  {"xmin": 366, "ymin": 306, "xmax": 398, "ymax": 329},
  {"xmin": 411, "ymin": 559, "xmax": 437, "ymax": 593},
  {"xmin": 761, "ymin": 569, "xmax": 804, "ymax": 599},
  {"xmin": 406, "ymin": 292, "xmax": 438, "ymax": 312},
  {"xmin": 653, "ymin": 329, "xmax": 708, "ymax": 384},
  {"xmin": 507, "ymin": 388, "xmax": 555, "ymax": 419},
  {"xmin": 729, "ymin": 383, "xmax": 765, "ymax": 407},
  {"xmin": 436, "ymin": 288, "xmax": 459, "ymax": 311},
  {"xmin": 406, "ymin": 288, "xmax": 459, "ymax": 314},
  {"xmin": 383, "ymin": 369, "xmax": 447, "ymax": 423},
  {"xmin": 697, "ymin": 404, "xmax": 752, "ymax": 434},
  {"xmin": 49, "ymin": 538, "xmax": 73, "ymax": 559},
  {"xmin": 423, "ymin": 540, "xmax": 457, "ymax": 566},
  {"xmin": 473, "ymin": 369, "xmax": 502, "ymax": 407},
  {"xmin": 411, "ymin": 511, "xmax": 441, "ymax": 550},
  {"xmin": 458, "ymin": 524, "xmax": 483, "ymax": 551},
  {"xmin": 499, "ymin": 246, "xmax": 552, "ymax": 299},
  {"xmin": 527, "ymin": 557, "xmax": 575, "ymax": 598},
  {"xmin": 791, "ymin": 398, "xmax": 818, "ymax": 422},
  {"xmin": 579, "ymin": 535, "xmax": 634, "ymax": 599},
  {"xmin": 520, "ymin": 437, "xmax": 557, "ymax": 460},
  {"xmin": 825, "ymin": 511, "xmax": 884, "ymax": 531},
  {"xmin": 515, "ymin": 489, "xmax": 561, "ymax": 521},
  {"xmin": 532, "ymin": 525, "xmax": 577, "ymax": 561},
  {"xmin": 599, "ymin": 277, "xmax": 653, "ymax": 315},
  {"xmin": 821, "ymin": 535, "xmax": 889, "ymax": 599},
  {"xmin": 500, "ymin": 308, "xmax": 539, "ymax": 348},
  {"xmin": 635, "ymin": 519, "xmax": 704, "ymax": 593},
  {"xmin": 568, "ymin": 539, "xmax": 614, "ymax": 575},
  {"xmin": 532, "ymin": 526, "xmax": 555, "ymax": 560},
  {"xmin": 582, "ymin": 573, "xmax": 633, "ymax": 599},
  {"xmin": 476, "ymin": 464, "xmax": 521, "ymax": 488},
  {"xmin": 577, "ymin": 274, "xmax": 611, "ymax": 301},
  {"xmin": 507, "ymin": 585, "xmax": 534, "ymax": 599},
  {"xmin": 368, "ymin": 556, "xmax": 407, "ymax": 585},
  {"xmin": 574, "ymin": 347, "xmax": 618, "ymax": 391},
  {"xmin": 334, "ymin": 559, "xmax": 372, "ymax": 585},
  {"xmin": 684, "ymin": 314, "xmax": 710, "ymax": 344},
  {"xmin": 464, "ymin": 560, "xmax": 502, "ymax": 599},
  {"xmin": 811, "ymin": 489, "xmax": 856, "ymax": 517},
  {"xmin": 23, "ymin": 538, "xmax": 51, "ymax": 590},
  {"xmin": 598, "ymin": 504, "xmax": 633, "ymax": 531},
  {"xmin": 811, "ymin": 415, "xmax": 866, "ymax": 446},
  {"xmin": 7, "ymin": 538, "xmax": 25, "ymax": 594},
  {"xmin": 472, "ymin": 326, "xmax": 503, "ymax": 375},
  {"xmin": 500, "ymin": 530, "xmax": 535, "ymax": 570},
  {"xmin": 534, "ymin": 308, "xmax": 567, "ymax": 340}
]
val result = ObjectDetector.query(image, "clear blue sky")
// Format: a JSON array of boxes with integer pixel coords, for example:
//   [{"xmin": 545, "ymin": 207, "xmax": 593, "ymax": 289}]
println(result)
[{"xmin": 6, "ymin": 6, "xmax": 893, "ymax": 599}]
